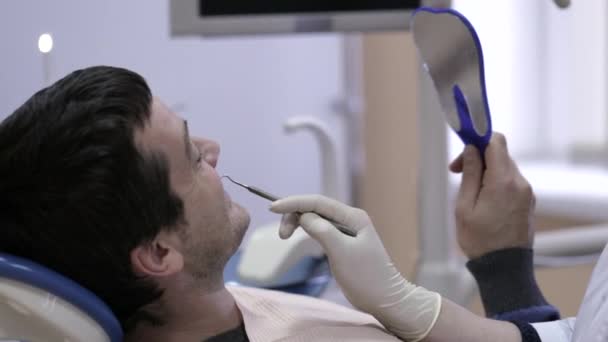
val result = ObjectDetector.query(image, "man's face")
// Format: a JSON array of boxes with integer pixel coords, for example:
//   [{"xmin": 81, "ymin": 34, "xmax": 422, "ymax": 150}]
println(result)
[{"xmin": 136, "ymin": 97, "xmax": 250, "ymax": 281}]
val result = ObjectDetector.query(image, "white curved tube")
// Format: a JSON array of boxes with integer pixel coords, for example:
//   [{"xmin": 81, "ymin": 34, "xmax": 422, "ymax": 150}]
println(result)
[{"xmin": 283, "ymin": 116, "xmax": 348, "ymax": 203}]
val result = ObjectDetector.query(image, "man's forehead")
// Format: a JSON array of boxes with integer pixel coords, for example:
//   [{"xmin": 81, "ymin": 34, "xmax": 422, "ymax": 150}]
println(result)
[
  {"xmin": 134, "ymin": 97, "xmax": 184, "ymax": 147},
  {"xmin": 151, "ymin": 97, "xmax": 179, "ymax": 126}
]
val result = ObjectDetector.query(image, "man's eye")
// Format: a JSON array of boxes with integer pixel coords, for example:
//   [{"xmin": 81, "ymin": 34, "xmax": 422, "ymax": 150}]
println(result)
[
  {"xmin": 195, "ymin": 148, "xmax": 203, "ymax": 164},
  {"xmin": 191, "ymin": 141, "xmax": 203, "ymax": 165}
]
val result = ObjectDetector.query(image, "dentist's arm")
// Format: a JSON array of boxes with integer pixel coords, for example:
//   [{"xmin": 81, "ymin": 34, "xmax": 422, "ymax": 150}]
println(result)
[{"xmin": 270, "ymin": 195, "xmax": 528, "ymax": 342}]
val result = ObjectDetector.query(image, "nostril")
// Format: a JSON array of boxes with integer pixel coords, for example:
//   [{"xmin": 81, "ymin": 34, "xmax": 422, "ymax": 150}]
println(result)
[{"xmin": 205, "ymin": 153, "xmax": 218, "ymax": 168}]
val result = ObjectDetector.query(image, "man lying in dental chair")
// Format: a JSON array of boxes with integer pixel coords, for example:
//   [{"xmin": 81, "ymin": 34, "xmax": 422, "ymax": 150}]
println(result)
[{"xmin": 0, "ymin": 65, "xmax": 577, "ymax": 342}]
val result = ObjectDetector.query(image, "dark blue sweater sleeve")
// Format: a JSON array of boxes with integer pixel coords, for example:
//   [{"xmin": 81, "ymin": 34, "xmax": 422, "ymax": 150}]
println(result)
[
  {"xmin": 509, "ymin": 321, "xmax": 543, "ymax": 342},
  {"xmin": 466, "ymin": 248, "xmax": 560, "ymax": 322}
]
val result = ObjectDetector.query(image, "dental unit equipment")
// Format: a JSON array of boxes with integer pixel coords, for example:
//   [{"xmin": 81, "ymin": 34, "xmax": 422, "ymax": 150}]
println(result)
[
  {"xmin": 222, "ymin": 175, "xmax": 357, "ymax": 237},
  {"xmin": 411, "ymin": 7, "xmax": 493, "ymax": 156}
]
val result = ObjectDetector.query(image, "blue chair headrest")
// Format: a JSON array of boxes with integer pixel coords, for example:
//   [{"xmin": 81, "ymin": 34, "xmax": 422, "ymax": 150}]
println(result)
[{"xmin": 0, "ymin": 253, "xmax": 123, "ymax": 342}]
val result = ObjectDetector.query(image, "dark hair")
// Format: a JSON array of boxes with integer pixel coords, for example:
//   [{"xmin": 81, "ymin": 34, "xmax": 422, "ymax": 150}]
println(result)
[{"xmin": 0, "ymin": 66, "xmax": 184, "ymax": 331}]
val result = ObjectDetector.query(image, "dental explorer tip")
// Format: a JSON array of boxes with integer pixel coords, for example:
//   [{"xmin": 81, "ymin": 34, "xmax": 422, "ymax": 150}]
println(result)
[{"xmin": 221, "ymin": 175, "xmax": 248, "ymax": 188}]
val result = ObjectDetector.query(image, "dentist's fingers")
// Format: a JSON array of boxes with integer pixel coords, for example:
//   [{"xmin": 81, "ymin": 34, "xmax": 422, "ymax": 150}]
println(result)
[
  {"xmin": 270, "ymin": 195, "xmax": 369, "ymax": 231},
  {"xmin": 484, "ymin": 133, "xmax": 512, "ymax": 177},
  {"xmin": 298, "ymin": 212, "xmax": 345, "ymax": 250},
  {"xmin": 278, "ymin": 212, "xmax": 299, "ymax": 239},
  {"xmin": 449, "ymin": 152, "xmax": 464, "ymax": 173}
]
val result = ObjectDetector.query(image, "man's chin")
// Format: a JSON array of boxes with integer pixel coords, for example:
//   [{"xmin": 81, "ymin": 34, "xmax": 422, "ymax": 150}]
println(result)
[{"xmin": 230, "ymin": 202, "xmax": 251, "ymax": 237}]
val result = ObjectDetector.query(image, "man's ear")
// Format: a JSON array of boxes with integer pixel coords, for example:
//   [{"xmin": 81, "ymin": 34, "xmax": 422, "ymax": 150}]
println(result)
[{"xmin": 131, "ymin": 230, "xmax": 184, "ymax": 277}]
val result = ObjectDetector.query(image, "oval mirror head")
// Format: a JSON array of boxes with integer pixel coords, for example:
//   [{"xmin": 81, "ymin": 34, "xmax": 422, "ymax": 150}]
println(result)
[{"xmin": 411, "ymin": 8, "xmax": 492, "ymax": 150}]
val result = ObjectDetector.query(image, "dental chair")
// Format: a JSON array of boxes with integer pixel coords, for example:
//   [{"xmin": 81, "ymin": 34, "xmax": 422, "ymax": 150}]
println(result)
[
  {"xmin": 0, "ymin": 252, "xmax": 122, "ymax": 342},
  {"xmin": 224, "ymin": 227, "xmax": 331, "ymax": 297}
]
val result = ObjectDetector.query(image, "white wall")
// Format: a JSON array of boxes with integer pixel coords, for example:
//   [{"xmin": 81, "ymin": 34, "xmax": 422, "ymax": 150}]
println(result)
[
  {"xmin": 450, "ymin": 0, "xmax": 608, "ymax": 161},
  {"xmin": 0, "ymin": 0, "xmax": 346, "ymax": 243},
  {"xmin": 450, "ymin": 0, "xmax": 545, "ymax": 159},
  {"xmin": 545, "ymin": 0, "xmax": 607, "ymax": 157}
]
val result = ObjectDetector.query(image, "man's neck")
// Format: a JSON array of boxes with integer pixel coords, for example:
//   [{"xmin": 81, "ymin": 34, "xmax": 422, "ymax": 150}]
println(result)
[{"xmin": 126, "ymin": 284, "xmax": 243, "ymax": 342}]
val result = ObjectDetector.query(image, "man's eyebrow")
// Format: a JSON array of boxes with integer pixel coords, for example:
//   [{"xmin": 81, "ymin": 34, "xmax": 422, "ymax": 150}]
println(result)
[{"xmin": 183, "ymin": 120, "xmax": 192, "ymax": 161}]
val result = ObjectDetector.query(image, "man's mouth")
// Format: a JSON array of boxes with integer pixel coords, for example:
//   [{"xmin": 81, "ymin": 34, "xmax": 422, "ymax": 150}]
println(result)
[{"xmin": 224, "ymin": 190, "xmax": 232, "ymax": 207}]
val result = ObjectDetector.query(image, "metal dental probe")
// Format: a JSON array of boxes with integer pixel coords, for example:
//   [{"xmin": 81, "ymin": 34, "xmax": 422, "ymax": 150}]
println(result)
[{"xmin": 222, "ymin": 175, "xmax": 357, "ymax": 237}]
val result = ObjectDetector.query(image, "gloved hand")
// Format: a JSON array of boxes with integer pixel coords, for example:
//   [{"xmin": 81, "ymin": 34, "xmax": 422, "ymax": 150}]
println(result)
[{"xmin": 270, "ymin": 195, "xmax": 441, "ymax": 342}]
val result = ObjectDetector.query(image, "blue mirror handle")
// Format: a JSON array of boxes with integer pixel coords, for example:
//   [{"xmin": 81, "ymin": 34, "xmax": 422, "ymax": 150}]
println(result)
[{"xmin": 453, "ymin": 84, "xmax": 492, "ymax": 157}]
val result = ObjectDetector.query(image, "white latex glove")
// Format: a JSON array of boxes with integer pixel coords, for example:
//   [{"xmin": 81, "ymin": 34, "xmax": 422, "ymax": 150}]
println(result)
[{"xmin": 270, "ymin": 195, "xmax": 442, "ymax": 342}]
